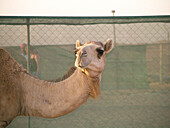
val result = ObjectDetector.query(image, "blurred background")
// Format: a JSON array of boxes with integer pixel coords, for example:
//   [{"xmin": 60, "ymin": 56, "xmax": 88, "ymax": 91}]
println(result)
[{"xmin": 0, "ymin": 16, "xmax": 170, "ymax": 128}]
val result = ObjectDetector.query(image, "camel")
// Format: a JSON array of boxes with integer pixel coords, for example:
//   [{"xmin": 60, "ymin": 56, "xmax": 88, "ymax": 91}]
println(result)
[{"xmin": 0, "ymin": 39, "xmax": 113, "ymax": 128}]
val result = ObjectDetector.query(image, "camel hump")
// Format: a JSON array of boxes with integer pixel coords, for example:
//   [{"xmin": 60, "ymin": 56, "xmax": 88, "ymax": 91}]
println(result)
[
  {"xmin": 0, "ymin": 48, "xmax": 26, "ymax": 73},
  {"xmin": 0, "ymin": 48, "xmax": 7, "ymax": 55},
  {"xmin": 0, "ymin": 48, "xmax": 11, "ymax": 63}
]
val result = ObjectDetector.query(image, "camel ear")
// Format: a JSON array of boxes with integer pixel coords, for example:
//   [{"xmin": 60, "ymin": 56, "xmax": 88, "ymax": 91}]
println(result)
[
  {"xmin": 104, "ymin": 39, "xmax": 114, "ymax": 54},
  {"xmin": 76, "ymin": 40, "xmax": 82, "ymax": 48}
]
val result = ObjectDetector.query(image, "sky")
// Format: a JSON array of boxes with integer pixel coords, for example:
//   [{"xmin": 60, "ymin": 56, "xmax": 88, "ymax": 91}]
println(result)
[{"xmin": 0, "ymin": 0, "xmax": 170, "ymax": 16}]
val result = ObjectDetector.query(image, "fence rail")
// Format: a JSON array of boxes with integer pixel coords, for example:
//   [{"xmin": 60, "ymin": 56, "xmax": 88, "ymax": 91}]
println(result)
[{"xmin": 0, "ymin": 15, "xmax": 170, "ymax": 25}]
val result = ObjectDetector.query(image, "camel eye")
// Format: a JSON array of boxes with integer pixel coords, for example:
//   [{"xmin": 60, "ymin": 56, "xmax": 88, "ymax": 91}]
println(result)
[
  {"xmin": 96, "ymin": 48, "xmax": 104, "ymax": 59},
  {"xmin": 82, "ymin": 51, "xmax": 87, "ymax": 57}
]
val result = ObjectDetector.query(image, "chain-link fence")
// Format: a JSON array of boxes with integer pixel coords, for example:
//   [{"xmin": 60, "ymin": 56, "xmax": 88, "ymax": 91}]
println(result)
[{"xmin": 0, "ymin": 16, "xmax": 170, "ymax": 128}]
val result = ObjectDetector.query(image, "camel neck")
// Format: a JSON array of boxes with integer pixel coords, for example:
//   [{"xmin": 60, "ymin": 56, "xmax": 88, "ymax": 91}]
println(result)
[{"xmin": 20, "ymin": 69, "xmax": 97, "ymax": 118}]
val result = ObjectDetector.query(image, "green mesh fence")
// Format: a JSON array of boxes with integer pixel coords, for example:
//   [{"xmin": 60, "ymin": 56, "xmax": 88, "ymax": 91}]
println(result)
[{"xmin": 0, "ymin": 16, "xmax": 170, "ymax": 128}]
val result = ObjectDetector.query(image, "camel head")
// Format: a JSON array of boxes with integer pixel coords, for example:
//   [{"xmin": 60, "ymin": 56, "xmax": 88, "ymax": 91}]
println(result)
[{"xmin": 75, "ymin": 39, "xmax": 113, "ymax": 78}]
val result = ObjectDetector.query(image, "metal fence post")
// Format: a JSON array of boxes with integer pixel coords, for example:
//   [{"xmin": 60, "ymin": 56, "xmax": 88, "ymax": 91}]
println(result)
[
  {"xmin": 26, "ymin": 18, "xmax": 31, "ymax": 128},
  {"xmin": 112, "ymin": 10, "xmax": 116, "ymax": 47},
  {"xmin": 112, "ymin": 10, "xmax": 119, "ymax": 88},
  {"xmin": 159, "ymin": 44, "xmax": 162, "ymax": 83}
]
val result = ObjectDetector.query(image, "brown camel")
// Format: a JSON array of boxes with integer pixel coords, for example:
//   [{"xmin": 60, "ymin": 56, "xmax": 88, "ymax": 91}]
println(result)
[{"xmin": 0, "ymin": 39, "xmax": 113, "ymax": 128}]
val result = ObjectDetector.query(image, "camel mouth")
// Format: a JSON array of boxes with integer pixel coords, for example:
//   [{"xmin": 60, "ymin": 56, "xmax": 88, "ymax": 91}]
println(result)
[{"xmin": 78, "ymin": 65, "xmax": 86, "ymax": 69}]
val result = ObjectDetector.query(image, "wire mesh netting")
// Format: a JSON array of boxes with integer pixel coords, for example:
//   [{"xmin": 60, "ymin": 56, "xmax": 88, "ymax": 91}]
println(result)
[{"xmin": 0, "ymin": 16, "xmax": 170, "ymax": 128}]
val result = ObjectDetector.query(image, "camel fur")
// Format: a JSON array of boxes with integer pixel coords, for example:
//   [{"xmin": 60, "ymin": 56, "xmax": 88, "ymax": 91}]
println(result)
[{"xmin": 0, "ymin": 39, "xmax": 113, "ymax": 128}]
